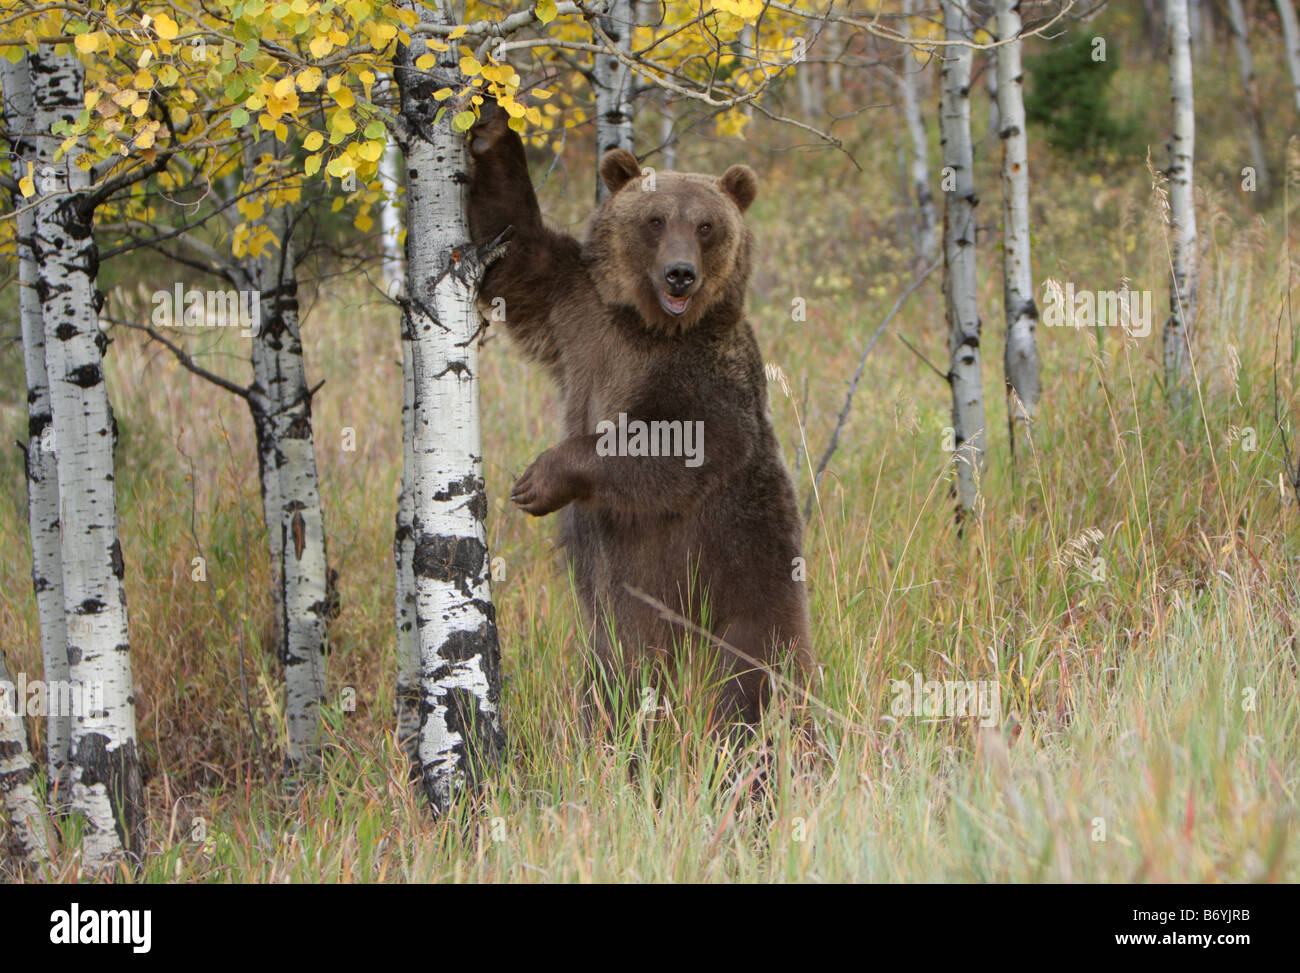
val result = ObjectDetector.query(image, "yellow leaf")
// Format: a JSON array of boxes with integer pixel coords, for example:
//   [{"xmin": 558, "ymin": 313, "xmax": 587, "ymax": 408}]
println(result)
[
  {"xmin": 74, "ymin": 32, "xmax": 100, "ymax": 54},
  {"xmin": 297, "ymin": 67, "xmax": 323, "ymax": 92},
  {"xmin": 304, "ymin": 153, "xmax": 322, "ymax": 177},
  {"xmin": 536, "ymin": 0, "xmax": 558, "ymax": 24},
  {"xmin": 459, "ymin": 56, "xmax": 480, "ymax": 76},
  {"xmin": 274, "ymin": 76, "xmax": 296, "ymax": 98},
  {"xmin": 154, "ymin": 13, "xmax": 179, "ymax": 40},
  {"xmin": 310, "ymin": 34, "xmax": 331, "ymax": 58},
  {"xmin": 18, "ymin": 174, "xmax": 34, "ymax": 198},
  {"xmin": 415, "ymin": 53, "xmax": 437, "ymax": 70},
  {"xmin": 333, "ymin": 85, "xmax": 355, "ymax": 108},
  {"xmin": 260, "ymin": 113, "xmax": 277, "ymax": 130},
  {"xmin": 304, "ymin": 131, "xmax": 324, "ymax": 151},
  {"xmin": 326, "ymin": 156, "xmax": 353, "ymax": 178},
  {"xmin": 448, "ymin": 26, "xmax": 468, "ymax": 39}
]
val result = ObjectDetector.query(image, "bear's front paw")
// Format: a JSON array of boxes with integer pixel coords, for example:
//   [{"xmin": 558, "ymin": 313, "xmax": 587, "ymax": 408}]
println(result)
[
  {"xmin": 469, "ymin": 101, "xmax": 510, "ymax": 157},
  {"xmin": 511, "ymin": 449, "xmax": 585, "ymax": 516}
]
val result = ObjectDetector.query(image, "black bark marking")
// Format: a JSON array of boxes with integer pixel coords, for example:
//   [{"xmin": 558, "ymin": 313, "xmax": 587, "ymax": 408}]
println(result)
[
  {"xmin": 412, "ymin": 533, "xmax": 486, "ymax": 599},
  {"xmin": 73, "ymin": 733, "xmax": 144, "ymax": 861},
  {"xmin": 67, "ymin": 363, "xmax": 102, "ymax": 388},
  {"xmin": 110, "ymin": 539, "xmax": 124, "ymax": 579}
]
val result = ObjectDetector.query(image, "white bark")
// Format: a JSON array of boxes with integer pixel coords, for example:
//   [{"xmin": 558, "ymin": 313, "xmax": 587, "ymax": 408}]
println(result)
[
  {"xmin": 245, "ymin": 138, "xmax": 330, "ymax": 771},
  {"xmin": 380, "ymin": 127, "xmax": 404, "ymax": 289},
  {"xmin": 1164, "ymin": 0, "xmax": 1198, "ymax": 395},
  {"xmin": 1280, "ymin": 0, "xmax": 1300, "ymax": 115},
  {"xmin": 394, "ymin": 316, "xmax": 420, "ymax": 771},
  {"xmin": 0, "ymin": 650, "xmax": 52, "ymax": 866},
  {"xmin": 2, "ymin": 53, "xmax": 71, "ymax": 797},
  {"xmin": 897, "ymin": 3, "xmax": 938, "ymax": 270},
  {"xmin": 939, "ymin": 0, "xmax": 985, "ymax": 518},
  {"xmin": 593, "ymin": 0, "xmax": 637, "ymax": 202},
  {"xmin": 396, "ymin": 0, "xmax": 506, "ymax": 813},
  {"xmin": 995, "ymin": 0, "xmax": 1040, "ymax": 444},
  {"xmin": 31, "ymin": 49, "xmax": 143, "ymax": 868},
  {"xmin": 660, "ymin": 100, "xmax": 677, "ymax": 170},
  {"xmin": 1226, "ymin": 0, "xmax": 1270, "ymax": 200}
]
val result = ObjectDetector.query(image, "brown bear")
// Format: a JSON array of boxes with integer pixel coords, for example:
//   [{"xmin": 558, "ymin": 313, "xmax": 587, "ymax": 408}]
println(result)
[{"xmin": 467, "ymin": 108, "xmax": 813, "ymax": 727}]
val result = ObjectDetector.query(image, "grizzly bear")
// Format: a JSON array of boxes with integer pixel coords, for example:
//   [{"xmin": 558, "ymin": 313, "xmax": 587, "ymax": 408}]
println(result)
[{"xmin": 467, "ymin": 108, "xmax": 813, "ymax": 727}]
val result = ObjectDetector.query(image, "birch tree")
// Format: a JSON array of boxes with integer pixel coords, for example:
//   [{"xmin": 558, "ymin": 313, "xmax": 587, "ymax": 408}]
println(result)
[
  {"xmin": 593, "ymin": 0, "xmax": 637, "ymax": 202},
  {"xmin": 1, "ymin": 53, "xmax": 71, "ymax": 798},
  {"xmin": 1164, "ymin": 0, "xmax": 1198, "ymax": 397},
  {"xmin": 995, "ymin": 0, "xmax": 1040, "ymax": 447},
  {"xmin": 0, "ymin": 650, "xmax": 52, "ymax": 867},
  {"xmin": 394, "ymin": 317, "xmax": 420, "ymax": 772},
  {"xmin": 395, "ymin": 1, "xmax": 506, "ymax": 813},
  {"xmin": 897, "ymin": 0, "xmax": 938, "ymax": 270},
  {"xmin": 30, "ymin": 47, "xmax": 143, "ymax": 867},
  {"xmin": 939, "ymin": 0, "xmax": 985, "ymax": 518},
  {"xmin": 1225, "ymin": 0, "xmax": 1269, "ymax": 201},
  {"xmin": 245, "ymin": 137, "xmax": 331, "ymax": 772},
  {"xmin": 1280, "ymin": 0, "xmax": 1300, "ymax": 115}
]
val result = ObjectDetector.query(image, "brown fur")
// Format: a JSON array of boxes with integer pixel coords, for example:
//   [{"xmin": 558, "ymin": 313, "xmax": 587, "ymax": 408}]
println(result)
[{"xmin": 468, "ymin": 107, "xmax": 813, "ymax": 726}]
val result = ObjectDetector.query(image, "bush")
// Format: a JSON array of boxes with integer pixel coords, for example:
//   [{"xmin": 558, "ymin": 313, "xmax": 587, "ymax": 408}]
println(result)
[{"xmin": 1024, "ymin": 35, "xmax": 1137, "ymax": 156}]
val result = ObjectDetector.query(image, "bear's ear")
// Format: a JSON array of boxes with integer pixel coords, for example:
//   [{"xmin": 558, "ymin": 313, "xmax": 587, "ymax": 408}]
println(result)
[
  {"xmin": 719, "ymin": 164, "xmax": 758, "ymax": 213},
  {"xmin": 600, "ymin": 149, "xmax": 641, "ymax": 196}
]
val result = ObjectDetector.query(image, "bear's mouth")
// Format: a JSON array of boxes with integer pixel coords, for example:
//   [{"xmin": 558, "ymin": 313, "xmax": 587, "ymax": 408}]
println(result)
[{"xmin": 658, "ymin": 291, "xmax": 692, "ymax": 316}]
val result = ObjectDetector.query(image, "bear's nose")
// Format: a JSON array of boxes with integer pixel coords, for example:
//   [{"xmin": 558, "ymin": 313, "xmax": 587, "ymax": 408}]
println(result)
[{"xmin": 664, "ymin": 262, "xmax": 696, "ymax": 295}]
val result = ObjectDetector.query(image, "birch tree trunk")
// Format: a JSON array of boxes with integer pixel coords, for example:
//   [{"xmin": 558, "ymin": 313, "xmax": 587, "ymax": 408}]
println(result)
[
  {"xmin": 380, "ymin": 131, "xmax": 404, "ymax": 290},
  {"xmin": 394, "ymin": 319, "xmax": 420, "ymax": 772},
  {"xmin": 2, "ymin": 54, "xmax": 71, "ymax": 798},
  {"xmin": 898, "ymin": 0, "xmax": 938, "ymax": 270},
  {"xmin": 939, "ymin": 0, "xmax": 986, "ymax": 519},
  {"xmin": 1164, "ymin": 0, "xmax": 1198, "ymax": 397},
  {"xmin": 995, "ymin": 0, "xmax": 1040, "ymax": 448},
  {"xmin": 1226, "ymin": 0, "xmax": 1270, "ymax": 200},
  {"xmin": 0, "ymin": 650, "xmax": 52, "ymax": 866},
  {"xmin": 245, "ymin": 139, "xmax": 330, "ymax": 772},
  {"xmin": 594, "ymin": 0, "xmax": 637, "ymax": 202},
  {"xmin": 1279, "ymin": 0, "xmax": 1300, "ymax": 115},
  {"xmin": 30, "ymin": 49, "xmax": 143, "ymax": 867},
  {"xmin": 395, "ymin": 1, "xmax": 506, "ymax": 814}
]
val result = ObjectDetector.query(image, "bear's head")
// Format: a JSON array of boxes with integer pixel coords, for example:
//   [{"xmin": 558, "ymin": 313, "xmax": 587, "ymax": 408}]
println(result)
[{"xmin": 585, "ymin": 149, "xmax": 758, "ymax": 335}]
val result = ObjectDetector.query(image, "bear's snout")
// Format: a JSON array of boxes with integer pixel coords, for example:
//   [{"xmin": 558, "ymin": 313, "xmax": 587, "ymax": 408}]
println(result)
[{"xmin": 664, "ymin": 261, "xmax": 697, "ymax": 296}]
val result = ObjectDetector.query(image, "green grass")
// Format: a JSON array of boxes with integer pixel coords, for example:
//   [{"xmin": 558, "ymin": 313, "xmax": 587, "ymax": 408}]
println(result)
[{"xmin": 1, "ymin": 27, "xmax": 1299, "ymax": 882}]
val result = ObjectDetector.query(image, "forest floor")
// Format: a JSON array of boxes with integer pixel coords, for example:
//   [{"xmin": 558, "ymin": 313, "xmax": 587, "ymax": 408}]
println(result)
[{"xmin": 2, "ymin": 38, "xmax": 1299, "ymax": 881}]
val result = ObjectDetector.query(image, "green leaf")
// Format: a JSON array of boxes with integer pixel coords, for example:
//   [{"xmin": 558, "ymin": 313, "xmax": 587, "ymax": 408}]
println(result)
[
  {"xmin": 451, "ymin": 110, "xmax": 476, "ymax": 132},
  {"xmin": 363, "ymin": 119, "xmax": 385, "ymax": 139},
  {"xmin": 231, "ymin": 107, "xmax": 250, "ymax": 128}
]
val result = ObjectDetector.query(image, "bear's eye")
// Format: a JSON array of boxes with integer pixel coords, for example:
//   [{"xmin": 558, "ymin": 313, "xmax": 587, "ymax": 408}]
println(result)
[
  {"xmin": 648, "ymin": 217, "xmax": 664, "ymax": 231},
  {"xmin": 698, "ymin": 222, "xmax": 712, "ymax": 238}
]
